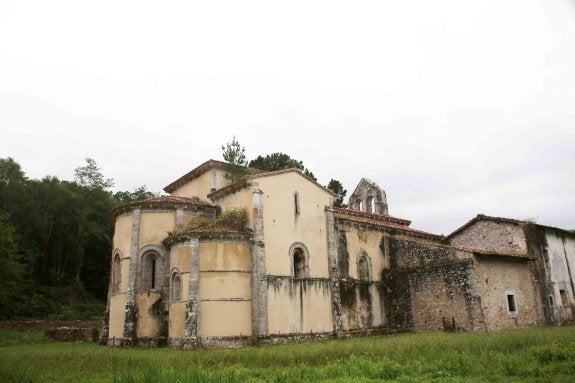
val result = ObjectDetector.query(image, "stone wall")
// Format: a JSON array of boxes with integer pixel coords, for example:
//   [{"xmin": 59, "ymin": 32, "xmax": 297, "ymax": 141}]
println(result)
[
  {"xmin": 384, "ymin": 238, "xmax": 485, "ymax": 332},
  {"xmin": 45, "ymin": 327, "xmax": 99, "ymax": 342},
  {"xmin": 449, "ymin": 220, "xmax": 527, "ymax": 253},
  {"xmin": 474, "ymin": 255, "xmax": 543, "ymax": 330}
]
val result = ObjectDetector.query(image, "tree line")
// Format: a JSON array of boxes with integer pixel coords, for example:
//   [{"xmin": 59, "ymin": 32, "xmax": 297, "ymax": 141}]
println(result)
[
  {"xmin": 0, "ymin": 157, "xmax": 156, "ymax": 320},
  {"xmin": 0, "ymin": 145, "xmax": 346, "ymax": 320}
]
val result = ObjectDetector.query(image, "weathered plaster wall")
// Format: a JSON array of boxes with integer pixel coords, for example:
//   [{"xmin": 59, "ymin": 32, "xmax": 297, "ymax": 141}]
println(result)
[
  {"xmin": 450, "ymin": 220, "xmax": 527, "ymax": 253},
  {"xmin": 135, "ymin": 291, "xmax": 162, "ymax": 338},
  {"xmin": 169, "ymin": 242, "xmax": 191, "ymax": 339},
  {"xmin": 139, "ymin": 211, "xmax": 175, "ymax": 247},
  {"xmin": 200, "ymin": 301, "xmax": 252, "ymax": 337},
  {"xmin": 339, "ymin": 225, "xmax": 389, "ymax": 281},
  {"xmin": 109, "ymin": 294, "xmax": 127, "ymax": 338},
  {"xmin": 169, "ymin": 301, "xmax": 186, "ymax": 338},
  {"xmin": 544, "ymin": 229, "xmax": 575, "ymax": 322},
  {"xmin": 257, "ymin": 172, "xmax": 332, "ymax": 278},
  {"xmin": 117, "ymin": 257, "xmax": 130, "ymax": 293},
  {"xmin": 170, "ymin": 169, "xmax": 229, "ymax": 199},
  {"xmin": 267, "ymin": 277, "xmax": 333, "ymax": 334},
  {"xmin": 338, "ymin": 281, "xmax": 385, "ymax": 330},
  {"xmin": 198, "ymin": 240, "xmax": 252, "ymax": 337},
  {"xmin": 474, "ymin": 256, "xmax": 542, "ymax": 330},
  {"xmin": 113, "ymin": 213, "xmax": 133, "ymax": 258}
]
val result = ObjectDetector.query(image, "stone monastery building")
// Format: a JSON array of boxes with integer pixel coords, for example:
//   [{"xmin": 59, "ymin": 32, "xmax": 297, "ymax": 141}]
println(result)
[{"xmin": 104, "ymin": 160, "xmax": 575, "ymax": 347}]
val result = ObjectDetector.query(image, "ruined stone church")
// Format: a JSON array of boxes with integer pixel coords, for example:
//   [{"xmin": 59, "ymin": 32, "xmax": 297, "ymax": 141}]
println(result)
[{"xmin": 103, "ymin": 160, "xmax": 575, "ymax": 347}]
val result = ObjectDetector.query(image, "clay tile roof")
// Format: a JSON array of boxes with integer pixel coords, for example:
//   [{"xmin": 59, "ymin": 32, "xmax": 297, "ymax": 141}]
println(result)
[
  {"xmin": 334, "ymin": 209, "xmax": 444, "ymax": 241},
  {"xmin": 110, "ymin": 195, "xmax": 214, "ymax": 217},
  {"xmin": 163, "ymin": 226, "xmax": 252, "ymax": 247},
  {"xmin": 163, "ymin": 159, "xmax": 227, "ymax": 194},
  {"xmin": 333, "ymin": 207, "xmax": 411, "ymax": 226}
]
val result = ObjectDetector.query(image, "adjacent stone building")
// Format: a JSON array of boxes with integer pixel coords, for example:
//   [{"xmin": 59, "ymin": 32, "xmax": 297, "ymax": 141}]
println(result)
[{"xmin": 103, "ymin": 160, "xmax": 574, "ymax": 347}]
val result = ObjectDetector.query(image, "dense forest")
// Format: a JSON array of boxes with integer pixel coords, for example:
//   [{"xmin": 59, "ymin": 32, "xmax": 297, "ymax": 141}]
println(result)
[
  {"xmin": 0, "ymin": 144, "xmax": 346, "ymax": 321},
  {"xmin": 0, "ymin": 157, "xmax": 156, "ymax": 320}
]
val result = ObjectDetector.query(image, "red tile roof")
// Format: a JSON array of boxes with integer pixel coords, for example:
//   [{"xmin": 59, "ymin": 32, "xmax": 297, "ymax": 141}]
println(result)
[
  {"xmin": 163, "ymin": 159, "xmax": 227, "ymax": 193},
  {"xmin": 110, "ymin": 196, "xmax": 215, "ymax": 217},
  {"xmin": 163, "ymin": 226, "xmax": 252, "ymax": 247},
  {"xmin": 334, "ymin": 210, "xmax": 444, "ymax": 241},
  {"xmin": 208, "ymin": 168, "xmax": 336, "ymax": 200},
  {"xmin": 333, "ymin": 207, "xmax": 411, "ymax": 226}
]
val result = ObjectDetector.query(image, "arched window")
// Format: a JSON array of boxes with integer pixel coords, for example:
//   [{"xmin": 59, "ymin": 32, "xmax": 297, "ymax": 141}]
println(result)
[
  {"xmin": 294, "ymin": 191, "xmax": 300, "ymax": 216},
  {"xmin": 357, "ymin": 253, "xmax": 371, "ymax": 281},
  {"xmin": 140, "ymin": 250, "xmax": 162, "ymax": 291},
  {"xmin": 112, "ymin": 253, "xmax": 122, "ymax": 293},
  {"xmin": 367, "ymin": 196, "xmax": 375, "ymax": 214},
  {"xmin": 171, "ymin": 269, "xmax": 182, "ymax": 302},
  {"xmin": 290, "ymin": 243, "xmax": 309, "ymax": 278}
]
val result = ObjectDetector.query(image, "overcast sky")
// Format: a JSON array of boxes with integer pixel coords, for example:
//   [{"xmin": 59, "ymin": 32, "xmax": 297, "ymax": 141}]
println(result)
[{"xmin": 1, "ymin": 0, "xmax": 574, "ymax": 235}]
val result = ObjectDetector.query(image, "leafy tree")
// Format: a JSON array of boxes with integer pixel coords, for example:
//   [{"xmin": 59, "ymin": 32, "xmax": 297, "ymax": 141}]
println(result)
[
  {"xmin": 0, "ymin": 212, "xmax": 24, "ymax": 319},
  {"xmin": 327, "ymin": 179, "xmax": 347, "ymax": 208},
  {"xmin": 222, "ymin": 136, "xmax": 249, "ymax": 182},
  {"xmin": 74, "ymin": 157, "xmax": 114, "ymax": 190},
  {"xmin": 0, "ymin": 157, "xmax": 27, "ymax": 186},
  {"xmin": 248, "ymin": 152, "xmax": 317, "ymax": 181},
  {"xmin": 114, "ymin": 185, "xmax": 159, "ymax": 204},
  {"xmin": 0, "ymin": 157, "xmax": 115, "ymax": 318}
]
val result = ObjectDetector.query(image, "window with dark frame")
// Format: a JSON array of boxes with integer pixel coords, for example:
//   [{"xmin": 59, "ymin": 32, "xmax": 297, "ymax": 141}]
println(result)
[{"xmin": 507, "ymin": 293, "xmax": 517, "ymax": 314}]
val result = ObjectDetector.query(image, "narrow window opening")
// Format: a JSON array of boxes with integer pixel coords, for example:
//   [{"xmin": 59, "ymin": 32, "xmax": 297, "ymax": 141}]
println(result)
[
  {"xmin": 112, "ymin": 254, "xmax": 121, "ymax": 293},
  {"xmin": 559, "ymin": 289, "xmax": 568, "ymax": 306},
  {"xmin": 358, "ymin": 200, "xmax": 363, "ymax": 212},
  {"xmin": 171, "ymin": 271, "xmax": 182, "ymax": 302},
  {"xmin": 367, "ymin": 196, "xmax": 375, "ymax": 213},
  {"xmin": 507, "ymin": 294, "xmax": 517, "ymax": 314},
  {"xmin": 549, "ymin": 295, "xmax": 554, "ymax": 305},
  {"xmin": 151, "ymin": 258, "xmax": 156, "ymax": 289},
  {"xmin": 293, "ymin": 248, "xmax": 305, "ymax": 278},
  {"xmin": 294, "ymin": 192, "xmax": 300, "ymax": 215}
]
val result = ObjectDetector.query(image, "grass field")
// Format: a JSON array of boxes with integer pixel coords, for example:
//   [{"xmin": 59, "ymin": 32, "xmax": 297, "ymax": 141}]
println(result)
[{"xmin": 1, "ymin": 326, "xmax": 574, "ymax": 383}]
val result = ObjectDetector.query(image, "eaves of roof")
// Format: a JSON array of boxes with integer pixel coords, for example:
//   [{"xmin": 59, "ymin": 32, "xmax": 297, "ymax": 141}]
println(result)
[
  {"xmin": 110, "ymin": 196, "xmax": 215, "ymax": 218},
  {"xmin": 335, "ymin": 212, "xmax": 444, "ymax": 241},
  {"xmin": 163, "ymin": 159, "xmax": 227, "ymax": 194},
  {"xmin": 208, "ymin": 168, "xmax": 336, "ymax": 200}
]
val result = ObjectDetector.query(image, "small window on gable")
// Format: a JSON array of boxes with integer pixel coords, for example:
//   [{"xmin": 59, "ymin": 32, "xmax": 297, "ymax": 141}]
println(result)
[
  {"xmin": 112, "ymin": 253, "xmax": 121, "ymax": 293},
  {"xmin": 171, "ymin": 270, "xmax": 182, "ymax": 302},
  {"xmin": 559, "ymin": 289, "xmax": 568, "ymax": 306},
  {"xmin": 506, "ymin": 293, "xmax": 517, "ymax": 316},
  {"xmin": 294, "ymin": 192, "xmax": 300, "ymax": 216},
  {"xmin": 358, "ymin": 200, "xmax": 364, "ymax": 212}
]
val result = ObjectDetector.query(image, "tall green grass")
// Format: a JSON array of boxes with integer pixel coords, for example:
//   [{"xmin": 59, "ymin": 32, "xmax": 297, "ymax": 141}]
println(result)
[{"xmin": 1, "ymin": 326, "xmax": 574, "ymax": 382}]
